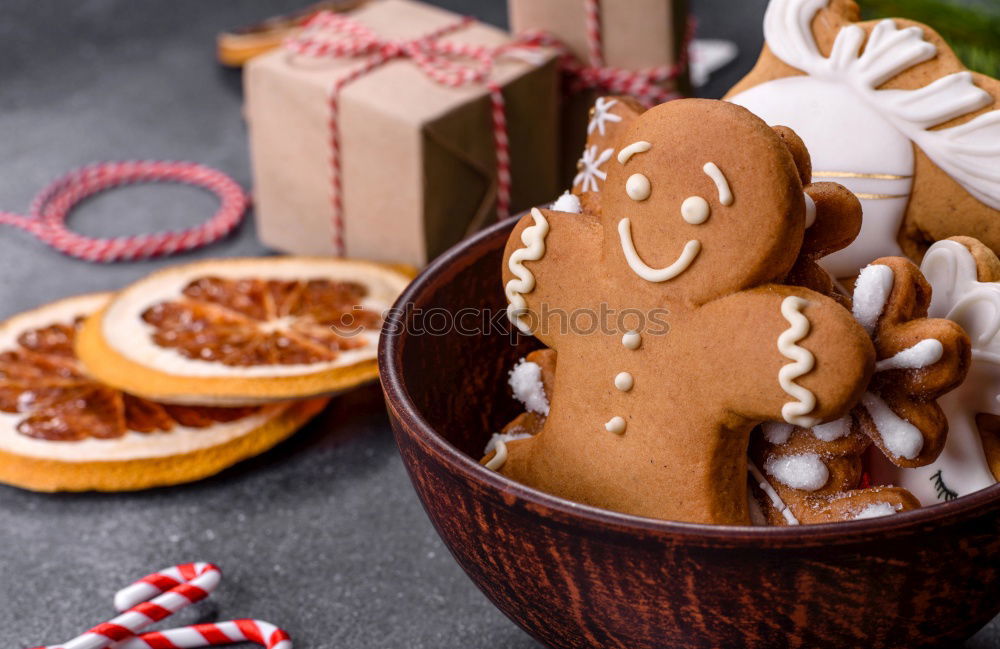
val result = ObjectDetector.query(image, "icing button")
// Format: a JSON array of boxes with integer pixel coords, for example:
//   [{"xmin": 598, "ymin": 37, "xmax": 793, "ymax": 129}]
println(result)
[
  {"xmin": 614, "ymin": 372, "xmax": 634, "ymax": 392},
  {"xmin": 626, "ymin": 173, "xmax": 651, "ymax": 201},
  {"xmin": 622, "ymin": 331, "xmax": 641, "ymax": 350},
  {"xmin": 605, "ymin": 416, "xmax": 627, "ymax": 435}
]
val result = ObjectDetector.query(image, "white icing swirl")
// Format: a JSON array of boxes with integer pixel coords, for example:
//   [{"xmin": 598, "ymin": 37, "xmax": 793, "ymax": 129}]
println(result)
[
  {"xmin": 505, "ymin": 208, "xmax": 550, "ymax": 334},
  {"xmin": 777, "ymin": 296, "xmax": 818, "ymax": 427}
]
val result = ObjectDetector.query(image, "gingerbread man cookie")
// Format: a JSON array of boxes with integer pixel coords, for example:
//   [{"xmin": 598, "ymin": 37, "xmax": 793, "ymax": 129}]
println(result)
[
  {"xmin": 872, "ymin": 237, "xmax": 1000, "ymax": 504},
  {"xmin": 752, "ymin": 256, "xmax": 970, "ymax": 524},
  {"xmin": 486, "ymin": 98, "xmax": 877, "ymax": 525},
  {"xmin": 726, "ymin": 0, "xmax": 1000, "ymax": 278}
]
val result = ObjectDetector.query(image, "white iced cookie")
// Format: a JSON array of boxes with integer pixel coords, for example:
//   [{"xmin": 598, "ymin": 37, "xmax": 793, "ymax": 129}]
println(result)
[
  {"xmin": 728, "ymin": 0, "xmax": 1000, "ymax": 277},
  {"xmin": 871, "ymin": 240, "xmax": 1000, "ymax": 504}
]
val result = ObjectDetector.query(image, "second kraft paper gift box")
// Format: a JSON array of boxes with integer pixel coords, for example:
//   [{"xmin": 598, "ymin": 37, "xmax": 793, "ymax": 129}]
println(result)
[
  {"xmin": 508, "ymin": 0, "xmax": 689, "ymax": 187},
  {"xmin": 245, "ymin": 0, "xmax": 561, "ymax": 267}
]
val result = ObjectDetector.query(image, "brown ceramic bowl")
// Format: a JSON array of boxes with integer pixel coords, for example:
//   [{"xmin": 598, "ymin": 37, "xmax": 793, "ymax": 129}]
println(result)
[{"xmin": 379, "ymin": 215, "xmax": 1000, "ymax": 649}]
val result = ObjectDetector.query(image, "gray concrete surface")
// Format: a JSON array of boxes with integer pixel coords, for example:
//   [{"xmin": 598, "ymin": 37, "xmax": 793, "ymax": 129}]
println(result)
[{"xmin": 0, "ymin": 1, "xmax": 995, "ymax": 647}]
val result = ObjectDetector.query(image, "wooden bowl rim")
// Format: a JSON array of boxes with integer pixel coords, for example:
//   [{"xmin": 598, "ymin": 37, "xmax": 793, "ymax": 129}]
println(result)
[{"xmin": 379, "ymin": 214, "xmax": 1000, "ymax": 549}]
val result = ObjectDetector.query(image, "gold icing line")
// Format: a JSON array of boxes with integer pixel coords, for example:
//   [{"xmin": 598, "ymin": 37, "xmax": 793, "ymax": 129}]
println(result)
[
  {"xmin": 812, "ymin": 171, "xmax": 912, "ymax": 180},
  {"xmin": 852, "ymin": 192, "xmax": 909, "ymax": 200}
]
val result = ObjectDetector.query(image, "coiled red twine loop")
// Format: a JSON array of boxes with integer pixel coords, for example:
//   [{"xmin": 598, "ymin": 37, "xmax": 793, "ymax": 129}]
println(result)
[{"xmin": 0, "ymin": 160, "xmax": 249, "ymax": 262}]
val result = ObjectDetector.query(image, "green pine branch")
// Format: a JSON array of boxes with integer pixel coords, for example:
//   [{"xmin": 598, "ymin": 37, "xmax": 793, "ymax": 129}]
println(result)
[{"xmin": 861, "ymin": 0, "xmax": 1000, "ymax": 77}]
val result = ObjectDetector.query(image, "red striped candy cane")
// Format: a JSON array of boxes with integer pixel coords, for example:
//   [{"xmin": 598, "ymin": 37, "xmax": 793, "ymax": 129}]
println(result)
[
  {"xmin": 26, "ymin": 563, "xmax": 291, "ymax": 649},
  {"xmin": 0, "ymin": 161, "xmax": 248, "ymax": 262},
  {"xmin": 120, "ymin": 620, "xmax": 291, "ymax": 649}
]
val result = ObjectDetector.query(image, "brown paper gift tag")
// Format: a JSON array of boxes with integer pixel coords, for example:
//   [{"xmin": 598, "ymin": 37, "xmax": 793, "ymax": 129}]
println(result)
[{"xmin": 245, "ymin": 0, "xmax": 561, "ymax": 267}]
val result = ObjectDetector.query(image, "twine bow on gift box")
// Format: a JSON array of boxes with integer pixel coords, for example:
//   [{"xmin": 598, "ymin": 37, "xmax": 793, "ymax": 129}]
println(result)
[
  {"xmin": 284, "ymin": 11, "xmax": 519, "ymax": 256},
  {"xmin": 519, "ymin": 0, "xmax": 694, "ymax": 107},
  {"xmin": 27, "ymin": 563, "xmax": 291, "ymax": 649}
]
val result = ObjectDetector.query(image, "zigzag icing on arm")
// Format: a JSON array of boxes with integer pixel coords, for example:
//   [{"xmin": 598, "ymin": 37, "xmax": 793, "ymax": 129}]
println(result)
[
  {"xmin": 505, "ymin": 208, "xmax": 550, "ymax": 335},
  {"xmin": 763, "ymin": 0, "xmax": 1000, "ymax": 210},
  {"xmin": 777, "ymin": 296, "xmax": 818, "ymax": 427}
]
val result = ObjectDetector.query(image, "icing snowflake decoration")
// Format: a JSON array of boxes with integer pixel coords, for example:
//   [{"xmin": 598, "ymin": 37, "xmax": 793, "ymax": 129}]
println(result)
[
  {"xmin": 761, "ymin": 0, "xmax": 1000, "ymax": 210},
  {"xmin": 573, "ymin": 145, "xmax": 614, "ymax": 194},
  {"xmin": 871, "ymin": 240, "xmax": 1000, "ymax": 504},
  {"xmin": 588, "ymin": 97, "xmax": 623, "ymax": 136}
]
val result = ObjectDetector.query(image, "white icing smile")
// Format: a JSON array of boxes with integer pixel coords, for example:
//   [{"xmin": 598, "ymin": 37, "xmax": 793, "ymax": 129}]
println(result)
[{"xmin": 617, "ymin": 218, "xmax": 701, "ymax": 283}]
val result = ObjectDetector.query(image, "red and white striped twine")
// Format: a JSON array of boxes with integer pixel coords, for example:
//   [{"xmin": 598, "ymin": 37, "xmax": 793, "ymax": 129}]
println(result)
[
  {"xmin": 27, "ymin": 562, "xmax": 291, "ymax": 649},
  {"xmin": 285, "ymin": 12, "xmax": 513, "ymax": 256},
  {"xmin": 522, "ymin": 0, "xmax": 694, "ymax": 107},
  {"xmin": 584, "ymin": 0, "xmax": 605, "ymax": 68},
  {"xmin": 0, "ymin": 161, "xmax": 248, "ymax": 262}
]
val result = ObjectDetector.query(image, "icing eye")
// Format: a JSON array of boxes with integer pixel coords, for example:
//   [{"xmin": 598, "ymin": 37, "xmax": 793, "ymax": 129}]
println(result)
[
  {"xmin": 681, "ymin": 196, "xmax": 710, "ymax": 224},
  {"xmin": 626, "ymin": 173, "xmax": 651, "ymax": 201}
]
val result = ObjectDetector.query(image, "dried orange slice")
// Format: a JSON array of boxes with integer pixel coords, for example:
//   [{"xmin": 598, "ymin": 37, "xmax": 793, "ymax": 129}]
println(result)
[
  {"xmin": 0, "ymin": 293, "xmax": 328, "ymax": 492},
  {"xmin": 76, "ymin": 257, "xmax": 410, "ymax": 405}
]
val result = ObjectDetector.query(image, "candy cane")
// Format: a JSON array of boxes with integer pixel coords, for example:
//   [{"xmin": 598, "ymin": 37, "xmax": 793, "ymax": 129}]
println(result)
[
  {"xmin": 119, "ymin": 620, "xmax": 291, "ymax": 649},
  {"xmin": 27, "ymin": 563, "xmax": 290, "ymax": 649}
]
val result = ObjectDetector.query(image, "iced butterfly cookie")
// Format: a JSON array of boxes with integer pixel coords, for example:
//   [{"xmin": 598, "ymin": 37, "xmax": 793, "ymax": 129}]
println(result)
[
  {"xmin": 726, "ymin": 0, "xmax": 1000, "ymax": 278},
  {"xmin": 485, "ymin": 98, "xmax": 876, "ymax": 525},
  {"xmin": 751, "ymin": 257, "xmax": 970, "ymax": 524},
  {"xmin": 872, "ymin": 237, "xmax": 1000, "ymax": 504}
]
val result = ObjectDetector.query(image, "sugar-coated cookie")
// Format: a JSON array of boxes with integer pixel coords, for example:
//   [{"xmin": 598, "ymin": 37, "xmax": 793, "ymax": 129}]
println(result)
[
  {"xmin": 486, "ymin": 98, "xmax": 877, "ymax": 525},
  {"xmin": 727, "ymin": 0, "xmax": 1000, "ymax": 278},
  {"xmin": 751, "ymin": 256, "xmax": 970, "ymax": 524},
  {"xmin": 872, "ymin": 237, "xmax": 1000, "ymax": 504}
]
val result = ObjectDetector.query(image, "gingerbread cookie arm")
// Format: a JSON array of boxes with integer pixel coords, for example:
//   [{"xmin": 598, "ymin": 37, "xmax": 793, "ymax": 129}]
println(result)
[
  {"xmin": 786, "ymin": 182, "xmax": 862, "ymax": 301},
  {"xmin": 502, "ymin": 208, "xmax": 601, "ymax": 348},
  {"xmin": 855, "ymin": 257, "xmax": 971, "ymax": 467},
  {"xmin": 692, "ymin": 285, "xmax": 873, "ymax": 428}
]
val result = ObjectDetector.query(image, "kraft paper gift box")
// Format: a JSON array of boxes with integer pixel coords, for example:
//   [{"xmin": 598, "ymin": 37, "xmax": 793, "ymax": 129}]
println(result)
[
  {"xmin": 245, "ymin": 0, "xmax": 561, "ymax": 266},
  {"xmin": 508, "ymin": 0, "xmax": 689, "ymax": 187}
]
